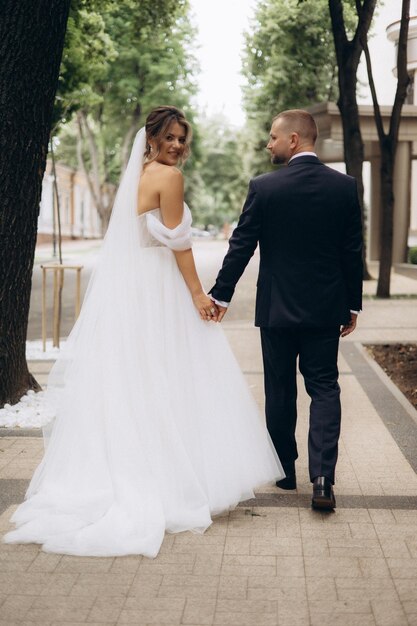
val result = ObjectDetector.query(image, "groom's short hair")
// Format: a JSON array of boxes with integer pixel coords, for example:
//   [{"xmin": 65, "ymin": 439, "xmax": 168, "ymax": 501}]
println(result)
[{"xmin": 274, "ymin": 110, "xmax": 318, "ymax": 144}]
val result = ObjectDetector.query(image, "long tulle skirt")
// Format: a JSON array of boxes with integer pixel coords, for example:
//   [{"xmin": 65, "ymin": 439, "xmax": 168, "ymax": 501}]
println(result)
[{"xmin": 4, "ymin": 248, "xmax": 283, "ymax": 557}]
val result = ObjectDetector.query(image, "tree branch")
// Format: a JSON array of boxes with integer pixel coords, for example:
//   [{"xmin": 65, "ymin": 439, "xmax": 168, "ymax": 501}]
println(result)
[
  {"xmin": 76, "ymin": 112, "xmax": 103, "ymax": 218},
  {"xmin": 354, "ymin": 0, "xmax": 378, "ymax": 51},
  {"xmin": 329, "ymin": 0, "xmax": 348, "ymax": 57},
  {"xmin": 81, "ymin": 110, "xmax": 102, "ymax": 198},
  {"xmin": 361, "ymin": 36, "xmax": 386, "ymax": 142},
  {"xmin": 389, "ymin": 0, "xmax": 410, "ymax": 143}
]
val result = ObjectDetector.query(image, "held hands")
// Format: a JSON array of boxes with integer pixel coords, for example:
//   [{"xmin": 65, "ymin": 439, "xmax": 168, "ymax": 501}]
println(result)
[
  {"xmin": 216, "ymin": 304, "xmax": 228, "ymax": 323},
  {"xmin": 340, "ymin": 312, "xmax": 358, "ymax": 338},
  {"xmin": 193, "ymin": 292, "xmax": 220, "ymax": 322}
]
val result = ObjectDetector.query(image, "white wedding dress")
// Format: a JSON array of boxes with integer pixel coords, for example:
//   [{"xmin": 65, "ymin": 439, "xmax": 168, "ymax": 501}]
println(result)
[{"xmin": 4, "ymin": 129, "xmax": 283, "ymax": 558}]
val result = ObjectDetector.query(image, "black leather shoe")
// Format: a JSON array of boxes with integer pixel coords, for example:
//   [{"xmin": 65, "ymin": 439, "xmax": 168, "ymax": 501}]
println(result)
[
  {"xmin": 312, "ymin": 476, "xmax": 336, "ymax": 511},
  {"xmin": 276, "ymin": 472, "xmax": 296, "ymax": 490}
]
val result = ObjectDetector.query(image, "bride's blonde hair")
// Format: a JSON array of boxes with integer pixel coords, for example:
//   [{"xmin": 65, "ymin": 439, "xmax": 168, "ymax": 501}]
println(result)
[{"xmin": 144, "ymin": 106, "xmax": 192, "ymax": 165}]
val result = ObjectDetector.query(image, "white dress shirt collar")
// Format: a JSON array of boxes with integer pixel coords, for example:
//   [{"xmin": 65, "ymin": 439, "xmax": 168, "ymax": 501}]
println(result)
[{"xmin": 288, "ymin": 151, "xmax": 318, "ymax": 163}]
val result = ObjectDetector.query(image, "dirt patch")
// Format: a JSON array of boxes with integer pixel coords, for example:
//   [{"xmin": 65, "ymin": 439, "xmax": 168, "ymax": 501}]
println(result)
[{"xmin": 367, "ymin": 344, "xmax": 417, "ymax": 410}]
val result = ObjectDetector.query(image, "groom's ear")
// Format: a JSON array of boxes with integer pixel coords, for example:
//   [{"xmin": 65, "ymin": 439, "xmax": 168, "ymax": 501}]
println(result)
[{"xmin": 289, "ymin": 132, "xmax": 299, "ymax": 149}]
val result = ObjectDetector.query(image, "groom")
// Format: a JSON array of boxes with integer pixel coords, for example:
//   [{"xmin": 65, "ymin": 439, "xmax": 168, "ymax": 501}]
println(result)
[{"xmin": 210, "ymin": 109, "xmax": 363, "ymax": 510}]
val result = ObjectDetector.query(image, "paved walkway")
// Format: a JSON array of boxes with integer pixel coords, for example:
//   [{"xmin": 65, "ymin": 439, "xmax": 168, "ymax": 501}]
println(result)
[{"xmin": 1, "ymin": 244, "xmax": 417, "ymax": 625}]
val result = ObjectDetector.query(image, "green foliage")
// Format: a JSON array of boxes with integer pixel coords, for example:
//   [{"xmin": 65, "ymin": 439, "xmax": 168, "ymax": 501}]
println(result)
[
  {"xmin": 242, "ymin": 0, "xmax": 340, "ymax": 175},
  {"xmin": 408, "ymin": 247, "xmax": 417, "ymax": 264},
  {"xmin": 191, "ymin": 114, "xmax": 248, "ymax": 229},
  {"xmin": 53, "ymin": 0, "xmax": 199, "ymax": 221},
  {"xmin": 54, "ymin": 0, "xmax": 117, "ymax": 126}
]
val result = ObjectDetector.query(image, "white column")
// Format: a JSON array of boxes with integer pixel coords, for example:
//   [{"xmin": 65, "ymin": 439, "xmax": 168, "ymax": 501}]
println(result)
[
  {"xmin": 369, "ymin": 154, "xmax": 381, "ymax": 261},
  {"xmin": 393, "ymin": 141, "xmax": 411, "ymax": 263}
]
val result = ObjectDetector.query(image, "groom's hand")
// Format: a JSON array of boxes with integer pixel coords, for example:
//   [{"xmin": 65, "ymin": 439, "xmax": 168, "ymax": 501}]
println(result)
[
  {"xmin": 217, "ymin": 305, "xmax": 228, "ymax": 322},
  {"xmin": 340, "ymin": 313, "xmax": 358, "ymax": 338}
]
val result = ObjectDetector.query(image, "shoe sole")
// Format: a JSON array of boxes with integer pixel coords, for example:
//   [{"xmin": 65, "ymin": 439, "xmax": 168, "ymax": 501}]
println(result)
[{"xmin": 311, "ymin": 495, "xmax": 336, "ymax": 511}]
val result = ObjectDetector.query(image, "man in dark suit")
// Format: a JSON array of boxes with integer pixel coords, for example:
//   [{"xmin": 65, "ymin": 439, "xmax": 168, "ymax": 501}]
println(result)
[{"xmin": 210, "ymin": 109, "xmax": 363, "ymax": 510}]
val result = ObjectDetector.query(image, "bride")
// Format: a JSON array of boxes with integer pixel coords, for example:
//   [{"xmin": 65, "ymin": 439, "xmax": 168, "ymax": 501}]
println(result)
[{"xmin": 4, "ymin": 105, "xmax": 284, "ymax": 558}]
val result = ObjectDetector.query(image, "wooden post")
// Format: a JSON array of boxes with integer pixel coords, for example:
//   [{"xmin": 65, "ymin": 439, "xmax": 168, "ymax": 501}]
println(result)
[
  {"xmin": 40, "ymin": 264, "xmax": 83, "ymax": 351},
  {"xmin": 52, "ymin": 268, "xmax": 59, "ymax": 347},
  {"xmin": 41, "ymin": 266, "xmax": 47, "ymax": 352},
  {"xmin": 75, "ymin": 267, "xmax": 81, "ymax": 318}
]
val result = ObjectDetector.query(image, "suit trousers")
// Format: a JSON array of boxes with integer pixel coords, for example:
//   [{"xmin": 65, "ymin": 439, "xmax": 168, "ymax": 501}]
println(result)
[{"xmin": 260, "ymin": 326, "xmax": 341, "ymax": 484}]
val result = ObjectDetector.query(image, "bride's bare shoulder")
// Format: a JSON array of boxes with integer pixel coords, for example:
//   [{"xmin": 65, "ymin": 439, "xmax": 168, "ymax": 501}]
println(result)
[
  {"xmin": 144, "ymin": 162, "xmax": 182, "ymax": 177},
  {"xmin": 142, "ymin": 163, "xmax": 183, "ymax": 192}
]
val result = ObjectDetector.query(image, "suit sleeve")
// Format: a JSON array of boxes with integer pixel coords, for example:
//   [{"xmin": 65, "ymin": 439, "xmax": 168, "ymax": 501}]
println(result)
[
  {"xmin": 209, "ymin": 179, "xmax": 262, "ymax": 303},
  {"xmin": 341, "ymin": 180, "xmax": 363, "ymax": 312}
]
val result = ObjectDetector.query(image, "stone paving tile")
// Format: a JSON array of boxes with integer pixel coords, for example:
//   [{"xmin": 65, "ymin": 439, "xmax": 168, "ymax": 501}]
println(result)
[
  {"xmin": 0, "ymin": 571, "xmax": 52, "ymax": 595},
  {"xmin": 173, "ymin": 534, "xmax": 226, "ymax": 555},
  {"xmin": 217, "ymin": 575, "xmax": 247, "ymax": 600},
  {"xmin": 56, "ymin": 556, "xmax": 114, "ymax": 574},
  {"xmin": 220, "ymin": 554, "xmax": 276, "ymax": 577},
  {"xmin": 310, "ymin": 616, "xmax": 376, "ymax": 626},
  {"xmin": 40, "ymin": 572, "xmax": 79, "ymax": 596},
  {"xmin": 182, "ymin": 599, "xmax": 216, "ymax": 624},
  {"xmin": 213, "ymin": 611, "xmax": 278, "ymax": 625},
  {"xmin": 379, "ymin": 537, "xmax": 411, "ymax": 558},
  {"xmin": 349, "ymin": 523, "xmax": 379, "ymax": 539},
  {"xmin": 309, "ymin": 597, "xmax": 372, "ymax": 615},
  {"xmin": 248, "ymin": 584, "xmax": 308, "ymax": 604},
  {"xmin": 0, "ymin": 547, "xmax": 38, "ymax": 572},
  {"xmin": 327, "ymin": 537, "xmax": 383, "ymax": 558},
  {"xmin": 0, "ymin": 595, "xmax": 35, "ymax": 621},
  {"xmin": 109, "ymin": 556, "xmax": 142, "ymax": 574},
  {"xmin": 304, "ymin": 555, "xmax": 362, "ymax": 578},
  {"xmin": 0, "ymin": 623, "xmax": 53, "ymax": 626},
  {"xmin": 193, "ymin": 553, "xmax": 223, "ymax": 575},
  {"xmin": 27, "ymin": 551, "xmax": 62, "ymax": 572},
  {"xmin": 128, "ymin": 572, "xmax": 163, "ymax": 598},
  {"xmin": 335, "ymin": 578, "xmax": 396, "ymax": 592},
  {"xmin": 118, "ymin": 597, "xmax": 185, "ymax": 624},
  {"xmin": 359, "ymin": 557, "xmax": 392, "ymax": 579},
  {"xmin": 249, "ymin": 537, "xmax": 302, "ymax": 556},
  {"xmin": 223, "ymin": 536, "xmax": 250, "ymax": 555},
  {"xmin": 29, "ymin": 595, "xmax": 96, "ymax": 622},
  {"xmin": 387, "ymin": 557, "xmax": 417, "ymax": 578},
  {"xmin": 301, "ymin": 522, "xmax": 352, "ymax": 539},
  {"xmin": 302, "ymin": 537, "xmax": 330, "ymax": 556},
  {"xmin": 86, "ymin": 596, "xmax": 125, "ymax": 623},
  {"xmin": 70, "ymin": 572, "xmax": 136, "ymax": 597},
  {"xmin": 370, "ymin": 597, "xmax": 409, "ymax": 626}
]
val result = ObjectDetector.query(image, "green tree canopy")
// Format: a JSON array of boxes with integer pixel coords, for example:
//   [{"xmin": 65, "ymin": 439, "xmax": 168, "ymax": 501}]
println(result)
[
  {"xmin": 242, "ymin": 0, "xmax": 345, "ymax": 175},
  {"xmin": 53, "ymin": 0, "xmax": 199, "ymax": 231},
  {"xmin": 191, "ymin": 114, "xmax": 248, "ymax": 229}
]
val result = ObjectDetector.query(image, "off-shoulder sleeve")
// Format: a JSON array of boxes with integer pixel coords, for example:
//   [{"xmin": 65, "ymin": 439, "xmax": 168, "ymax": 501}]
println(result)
[{"xmin": 146, "ymin": 204, "xmax": 192, "ymax": 251}]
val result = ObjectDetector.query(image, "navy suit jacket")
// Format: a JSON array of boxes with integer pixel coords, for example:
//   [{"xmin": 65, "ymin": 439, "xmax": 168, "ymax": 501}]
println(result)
[{"xmin": 210, "ymin": 156, "xmax": 363, "ymax": 328}]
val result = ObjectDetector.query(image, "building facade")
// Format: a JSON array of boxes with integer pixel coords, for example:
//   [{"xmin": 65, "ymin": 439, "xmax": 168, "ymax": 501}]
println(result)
[{"xmin": 38, "ymin": 160, "xmax": 103, "ymax": 242}]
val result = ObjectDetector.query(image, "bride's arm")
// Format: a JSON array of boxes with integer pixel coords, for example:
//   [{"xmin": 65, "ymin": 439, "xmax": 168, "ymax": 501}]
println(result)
[{"xmin": 160, "ymin": 168, "xmax": 218, "ymax": 322}]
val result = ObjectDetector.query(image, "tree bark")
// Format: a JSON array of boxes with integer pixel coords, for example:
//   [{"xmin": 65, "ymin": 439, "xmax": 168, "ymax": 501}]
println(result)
[
  {"xmin": 361, "ymin": 0, "xmax": 410, "ymax": 297},
  {"xmin": 0, "ymin": 0, "xmax": 71, "ymax": 406},
  {"xmin": 76, "ymin": 111, "xmax": 115, "ymax": 235},
  {"xmin": 329, "ymin": 0, "xmax": 377, "ymax": 280}
]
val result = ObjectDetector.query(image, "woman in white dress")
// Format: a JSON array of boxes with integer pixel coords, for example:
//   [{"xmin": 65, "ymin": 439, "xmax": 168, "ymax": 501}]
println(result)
[{"xmin": 4, "ymin": 106, "xmax": 284, "ymax": 558}]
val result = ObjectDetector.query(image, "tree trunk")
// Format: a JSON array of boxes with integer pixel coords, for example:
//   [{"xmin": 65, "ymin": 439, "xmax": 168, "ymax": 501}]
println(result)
[
  {"xmin": 376, "ymin": 143, "xmax": 395, "ymax": 297},
  {"xmin": 337, "ymin": 73, "xmax": 370, "ymax": 279},
  {"xmin": 0, "ymin": 0, "xmax": 71, "ymax": 406},
  {"xmin": 329, "ymin": 0, "xmax": 377, "ymax": 281},
  {"xmin": 361, "ymin": 0, "xmax": 410, "ymax": 297}
]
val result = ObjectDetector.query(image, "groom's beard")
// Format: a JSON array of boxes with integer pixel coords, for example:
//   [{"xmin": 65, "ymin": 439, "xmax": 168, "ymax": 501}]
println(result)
[{"xmin": 271, "ymin": 154, "xmax": 287, "ymax": 165}]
